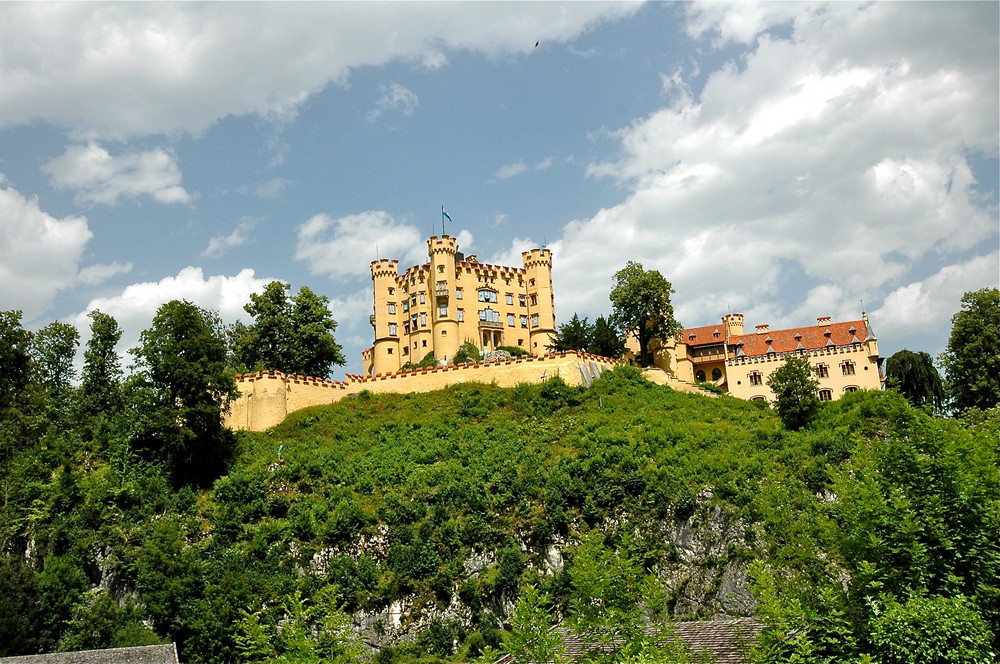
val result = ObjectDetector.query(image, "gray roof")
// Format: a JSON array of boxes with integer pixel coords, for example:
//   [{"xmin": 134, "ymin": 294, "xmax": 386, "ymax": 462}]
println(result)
[{"xmin": 0, "ymin": 645, "xmax": 179, "ymax": 664}]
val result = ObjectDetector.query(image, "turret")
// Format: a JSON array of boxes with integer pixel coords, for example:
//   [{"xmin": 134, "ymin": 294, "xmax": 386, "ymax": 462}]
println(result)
[
  {"xmin": 522, "ymin": 247, "xmax": 555, "ymax": 355},
  {"xmin": 427, "ymin": 236, "xmax": 459, "ymax": 361},
  {"xmin": 722, "ymin": 313, "xmax": 745, "ymax": 339},
  {"xmin": 370, "ymin": 258, "xmax": 401, "ymax": 374}
]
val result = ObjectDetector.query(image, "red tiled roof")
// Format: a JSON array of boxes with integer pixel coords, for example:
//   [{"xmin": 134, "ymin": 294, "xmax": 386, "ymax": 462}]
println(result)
[
  {"xmin": 733, "ymin": 320, "xmax": 866, "ymax": 357},
  {"xmin": 681, "ymin": 324, "xmax": 728, "ymax": 346}
]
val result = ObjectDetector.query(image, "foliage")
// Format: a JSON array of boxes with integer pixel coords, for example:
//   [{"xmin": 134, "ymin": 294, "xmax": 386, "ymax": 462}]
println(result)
[
  {"xmin": 869, "ymin": 595, "xmax": 993, "ymax": 664},
  {"xmin": 80, "ymin": 310, "xmax": 124, "ymax": 418},
  {"xmin": 886, "ymin": 349, "xmax": 945, "ymax": 412},
  {"xmin": 591, "ymin": 316, "xmax": 624, "ymax": 358},
  {"xmin": 550, "ymin": 314, "xmax": 624, "ymax": 359},
  {"xmin": 130, "ymin": 300, "xmax": 238, "ymax": 485},
  {"xmin": 496, "ymin": 345, "xmax": 529, "ymax": 357},
  {"xmin": 502, "ymin": 585, "xmax": 568, "ymax": 664},
  {"xmin": 453, "ymin": 341, "xmax": 482, "ymax": 364},
  {"xmin": 0, "ymin": 310, "xmax": 31, "ymax": 416},
  {"xmin": 766, "ymin": 356, "xmax": 820, "ymax": 430},
  {"xmin": 402, "ymin": 351, "xmax": 439, "ymax": 370},
  {"xmin": 29, "ymin": 322, "xmax": 79, "ymax": 400},
  {"xmin": 609, "ymin": 262, "xmax": 681, "ymax": 366},
  {"xmin": 940, "ymin": 287, "xmax": 1000, "ymax": 414},
  {"xmin": 234, "ymin": 281, "xmax": 345, "ymax": 377}
]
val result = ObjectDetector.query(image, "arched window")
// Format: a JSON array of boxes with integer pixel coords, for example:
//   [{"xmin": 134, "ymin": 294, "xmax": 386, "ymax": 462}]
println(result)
[
  {"xmin": 819, "ymin": 389, "xmax": 833, "ymax": 401},
  {"xmin": 695, "ymin": 370, "xmax": 706, "ymax": 382},
  {"xmin": 478, "ymin": 289, "xmax": 498, "ymax": 303},
  {"xmin": 711, "ymin": 368, "xmax": 723, "ymax": 381}
]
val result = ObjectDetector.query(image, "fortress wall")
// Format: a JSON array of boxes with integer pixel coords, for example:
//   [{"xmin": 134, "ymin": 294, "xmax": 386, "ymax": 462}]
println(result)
[{"xmin": 225, "ymin": 351, "xmax": 623, "ymax": 431}]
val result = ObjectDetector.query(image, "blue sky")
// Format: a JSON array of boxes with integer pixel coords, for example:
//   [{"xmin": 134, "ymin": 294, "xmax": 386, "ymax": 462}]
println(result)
[{"xmin": 1, "ymin": 1, "xmax": 997, "ymax": 377}]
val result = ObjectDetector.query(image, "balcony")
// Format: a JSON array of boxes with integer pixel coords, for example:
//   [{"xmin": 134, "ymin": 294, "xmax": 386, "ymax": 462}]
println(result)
[
  {"xmin": 478, "ymin": 319, "xmax": 504, "ymax": 329},
  {"xmin": 435, "ymin": 286, "xmax": 449, "ymax": 299}
]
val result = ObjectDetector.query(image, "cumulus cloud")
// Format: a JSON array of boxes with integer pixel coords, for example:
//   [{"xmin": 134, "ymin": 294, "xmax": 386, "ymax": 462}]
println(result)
[
  {"xmin": 368, "ymin": 83, "xmax": 419, "ymax": 122},
  {"xmin": 70, "ymin": 266, "xmax": 275, "ymax": 364},
  {"xmin": 295, "ymin": 210, "xmax": 427, "ymax": 281},
  {"xmin": 203, "ymin": 217, "xmax": 261, "ymax": 258},
  {"xmin": 0, "ymin": 184, "xmax": 91, "ymax": 320},
  {"xmin": 0, "ymin": 2, "xmax": 639, "ymax": 139},
  {"xmin": 42, "ymin": 143, "xmax": 192, "ymax": 205},
  {"xmin": 238, "ymin": 177, "xmax": 289, "ymax": 199},
  {"xmin": 494, "ymin": 157, "xmax": 554, "ymax": 180},
  {"xmin": 551, "ymin": 1, "xmax": 997, "ymax": 336}
]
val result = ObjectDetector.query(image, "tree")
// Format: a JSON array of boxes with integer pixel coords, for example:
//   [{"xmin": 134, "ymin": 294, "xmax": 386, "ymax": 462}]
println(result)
[
  {"xmin": 29, "ymin": 321, "xmax": 79, "ymax": 415},
  {"xmin": 0, "ymin": 310, "xmax": 31, "ymax": 416},
  {"xmin": 766, "ymin": 356, "xmax": 820, "ymax": 430},
  {"xmin": 609, "ymin": 262, "xmax": 681, "ymax": 367},
  {"xmin": 940, "ymin": 287, "xmax": 1000, "ymax": 414},
  {"xmin": 885, "ymin": 349, "xmax": 945, "ymax": 411},
  {"xmin": 869, "ymin": 595, "xmax": 993, "ymax": 664},
  {"xmin": 590, "ymin": 315, "xmax": 624, "ymax": 358},
  {"xmin": 80, "ymin": 310, "xmax": 124, "ymax": 417},
  {"xmin": 234, "ymin": 282, "xmax": 344, "ymax": 377},
  {"xmin": 502, "ymin": 585, "xmax": 568, "ymax": 664},
  {"xmin": 550, "ymin": 313, "xmax": 594, "ymax": 352},
  {"xmin": 131, "ymin": 300, "xmax": 237, "ymax": 485}
]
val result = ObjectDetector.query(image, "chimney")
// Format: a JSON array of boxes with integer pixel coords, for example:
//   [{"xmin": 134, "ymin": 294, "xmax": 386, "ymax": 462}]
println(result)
[
  {"xmin": 817, "ymin": 315, "xmax": 832, "ymax": 326},
  {"xmin": 755, "ymin": 324, "xmax": 770, "ymax": 334}
]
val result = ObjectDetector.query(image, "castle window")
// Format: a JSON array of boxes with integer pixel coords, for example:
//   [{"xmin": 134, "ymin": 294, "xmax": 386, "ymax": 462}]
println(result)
[
  {"xmin": 389, "ymin": 323, "xmax": 397, "ymax": 336},
  {"xmin": 841, "ymin": 360, "xmax": 855, "ymax": 376},
  {"xmin": 530, "ymin": 294, "xmax": 538, "ymax": 306},
  {"xmin": 458, "ymin": 308, "xmax": 464, "ymax": 322},
  {"xmin": 388, "ymin": 303, "xmax": 396, "ymax": 314},
  {"xmin": 816, "ymin": 364, "xmax": 829, "ymax": 378},
  {"xmin": 403, "ymin": 301, "xmax": 409, "ymax": 312},
  {"xmin": 508, "ymin": 314, "xmax": 515, "ymax": 327},
  {"xmin": 419, "ymin": 292, "xmax": 426, "ymax": 304},
  {"xmin": 695, "ymin": 370, "xmax": 706, "ymax": 382},
  {"xmin": 439, "ymin": 303, "xmax": 447, "ymax": 317},
  {"xmin": 388, "ymin": 288, "xmax": 394, "ymax": 295},
  {"xmin": 529, "ymin": 278, "xmax": 535, "ymax": 286},
  {"xmin": 404, "ymin": 323, "xmax": 410, "ymax": 334},
  {"xmin": 518, "ymin": 339, "xmax": 524, "ymax": 346},
  {"xmin": 422, "ymin": 340, "xmax": 427, "ymax": 347},
  {"xmin": 749, "ymin": 371, "xmax": 763, "ymax": 386},
  {"xmin": 411, "ymin": 314, "xmax": 417, "ymax": 327},
  {"xmin": 438, "ymin": 265, "xmax": 444, "ymax": 273},
  {"xmin": 387, "ymin": 347, "xmax": 393, "ymax": 354},
  {"xmin": 403, "ymin": 347, "xmax": 409, "ymax": 355},
  {"xmin": 420, "ymin": 313, "xmax": 427, "ymax": 326},
  {"xmin": 751, "ymin": 396, "xmax": 765, "ymax": 402},
  {"xmin": 844, "ymin": 386, "xmax": 858, "ymax": 393},
  {"xmin": 531, "ymin": 314, "xmax": 539, "ymax": 328},
  {"xmin": 456, "ymin": 288, "xmax": 463, "ymax": 299},
  {"xmin": 479, "ymin": 308, "xmax": 500, "ymax": 323},
  {"xmin": 478, "ymin": 289, "xmax": 498, "ymax": 303},
  {"xmin": 521, "ymin": 315, "xmax": 528, "ymax": 328},
  {"xmin": 506, "ymin": 294, "xmax": 514, "ymax": 305},
  {"xmin": 519, "ymin": 295, "xmax": 526, "ymax": 307},
  {"xmin": 712, "ymin": 368, "xmax": 723, "ymax": 381},
  {"xmin": 411, "ymin": 296, "xmax": 416, "ymax": 306},
  {"xmin": 819, "ymin": 389, "xmax": 833, "ymax": 401}
]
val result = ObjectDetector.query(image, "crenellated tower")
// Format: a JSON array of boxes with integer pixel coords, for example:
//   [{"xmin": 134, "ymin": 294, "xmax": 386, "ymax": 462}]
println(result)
[
  {"xmin": 427, "ymin": 235, "xmax": 460, "ymax": 362},
  {"xmin": 370, "ymin": 258, "xmax": 400, "ymax": 374},
  {"xmin": 522, "ymin": 247, "xmax": 556, "ymax": 354}
]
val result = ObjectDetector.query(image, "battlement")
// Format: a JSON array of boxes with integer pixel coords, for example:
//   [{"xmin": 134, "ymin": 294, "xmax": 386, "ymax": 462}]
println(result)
[
  {"xmin": 522, "ymin": 247, "xmax": 553, "ymax": 268},
  {"xmin": 427, "ymin": 235, "xmax": 458, "ymax": 254},
  {"xmin": 371, "ymin": 259, "xmax": 399, "ymax": 278}
]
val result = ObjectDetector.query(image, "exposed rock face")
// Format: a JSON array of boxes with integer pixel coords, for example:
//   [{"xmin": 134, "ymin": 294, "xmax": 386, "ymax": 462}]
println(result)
[{"xmin": 347, "ymin": 498, "xmax": 757, "ymax": 650}]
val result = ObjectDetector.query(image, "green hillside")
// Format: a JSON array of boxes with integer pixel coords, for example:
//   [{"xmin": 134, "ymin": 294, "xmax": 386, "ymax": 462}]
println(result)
[{"xmin": 1, "ymin": 367, "xmax": 997, "ymax": 663}]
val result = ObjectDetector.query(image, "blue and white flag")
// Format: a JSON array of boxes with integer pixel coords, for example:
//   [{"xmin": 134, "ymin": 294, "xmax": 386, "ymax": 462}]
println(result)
[{"xmin": 442, "ymin": 207, "xmax": 453, "ymax": 223}]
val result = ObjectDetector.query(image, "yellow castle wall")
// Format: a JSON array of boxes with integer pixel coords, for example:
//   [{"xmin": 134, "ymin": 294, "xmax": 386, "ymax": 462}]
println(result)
[{"xmin": 224, "ymin": 351, "xmax": 624, "ymax": 431}]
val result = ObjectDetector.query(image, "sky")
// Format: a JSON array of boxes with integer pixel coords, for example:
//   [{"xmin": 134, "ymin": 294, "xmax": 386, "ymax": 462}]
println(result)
[{"xmin": 1, "ymin": 1, "xmax": 997, "ymax": 377}]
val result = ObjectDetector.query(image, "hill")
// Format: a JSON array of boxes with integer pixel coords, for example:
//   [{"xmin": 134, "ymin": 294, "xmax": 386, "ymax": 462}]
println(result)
[{"xmin": 1, "ymin": 367, "xmax": 997, "ymax": 663}]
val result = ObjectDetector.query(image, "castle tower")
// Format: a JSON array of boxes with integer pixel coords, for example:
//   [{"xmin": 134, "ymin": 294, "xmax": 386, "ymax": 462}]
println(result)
[
  {"xmin": 428, "ymin": 235, "xmax": 460, "ymax": 362},
  {"xmin": 370, "ymin": 258, "xmax": 400, "ymax": 374},
  {"xmin": 722, "ymin": 313, "xmax": 745, "ymax": 340},
  {"xmin": 522, "ymin": 248, "xmax": 556, "ymax": 354}
]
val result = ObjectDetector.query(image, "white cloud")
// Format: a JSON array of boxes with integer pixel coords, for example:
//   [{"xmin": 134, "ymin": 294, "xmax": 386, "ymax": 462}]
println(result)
[
  {"xmin": 70, "ymin": 266, "xmax": 275, "ymax": 364},
  {"xmin": 77, "ymin": 261, "xmax": 133, "ymax": 286},
  {"xmin": 0, "ymin": 184, "xmax": 91, "ymax": 320},
  {"xmin": 203, "ymin": 217, "xmax": 261, "ymax": 258},
  {"xmin": 873, "ymin": 252, "xmax": 1000, "ymax": 352},
  {"xmin": 495, "ymin": 161, "xmax": 528, "ymax": 180},
  {"xmin": 368, "ymin": 83, "xmax": 419, "ymax": 122},
  {"xmin": 0, "ymin": 2, "xmax": 640, "ymax": 139},
  {"xmin": 295, "ymin": 210, "xmax": 426, "ymax": 281},
  {"xmin": 550, "ymin": 2, "xmax": 997, "ymax": 334},
  {"xmin": 43, "ymin": 143, "xmax": 192, "ymax": 205},
  {"xmin": 238, "ymin": 177, "xmax": 289, "ymax": 199}
]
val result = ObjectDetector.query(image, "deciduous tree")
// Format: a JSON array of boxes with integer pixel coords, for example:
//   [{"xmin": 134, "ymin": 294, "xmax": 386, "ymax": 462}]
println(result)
[
  {"xmin": 0, "ymin": 310, "xmax": 31, "ymax": 416},
  {"xmin": 766, "ymin": 356, "xmax": 820, "ymax": 430},
  {"xmin": 940, "ymin": 287, "xmax": 1000, "ymax": 414},
  {"xmin": 609, "ymin": 262, "xmax": 681, "ymax": 367},
  {"xmin": 80, "ymin": 310, "xmax": 124, "ymax": 417},
  {"xmin": 885, "ymin": 349, "xmax": 944, "ymax": 411}
]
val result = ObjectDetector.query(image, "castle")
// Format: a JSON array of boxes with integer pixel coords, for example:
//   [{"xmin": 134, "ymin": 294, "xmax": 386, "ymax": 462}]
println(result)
[
  {"xmin": 363, "ymin": 235, "xmax": 556, "ymax": 375},
  {"xmin": 661, "ymin": 313, "xmax": 884, "ymax": 400},
  {"xmin": 224, "ymin": 234, "xmax": 883, "ymax": 431}
]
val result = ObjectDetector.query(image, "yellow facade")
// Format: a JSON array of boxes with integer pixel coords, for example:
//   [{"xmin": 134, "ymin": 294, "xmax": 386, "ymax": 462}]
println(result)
[
  {"xmin": 644, "ymin": 313, "xmax": 883, "ymax": 402},
  {"xmin": 364, "ymin": 235, "xmax": 556, "ymax": 375}
]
